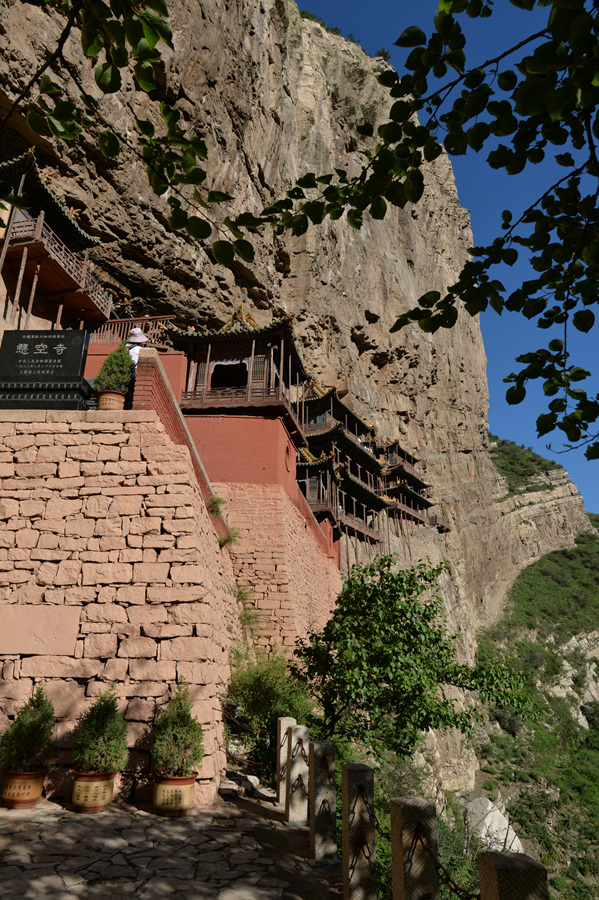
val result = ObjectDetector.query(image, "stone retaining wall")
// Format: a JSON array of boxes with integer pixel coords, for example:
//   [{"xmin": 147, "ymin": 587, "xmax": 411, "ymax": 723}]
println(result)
[
  {"xmin": 0, "ymin": 409, "xmax": 239, "ymax": 805},
  {"xmin": 213, "ymin": 482, "xmax": 343, "ymax": 652}
]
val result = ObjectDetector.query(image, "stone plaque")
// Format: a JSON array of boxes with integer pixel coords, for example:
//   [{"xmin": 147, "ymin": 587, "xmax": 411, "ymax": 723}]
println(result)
[{"xmin": 0, "ymin": 330, "xmax": 89, "ymax": 379}]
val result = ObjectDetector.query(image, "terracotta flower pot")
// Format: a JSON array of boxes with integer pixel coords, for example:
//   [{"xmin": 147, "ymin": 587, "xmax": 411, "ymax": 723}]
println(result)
[
  {"xmin": 97, "ymin": 391, "xmax": 126, "ymax": 410},
  {"xmin": 153, "ymin": 774, "xmax": 196, "ymax": 817},
  {"xmin": 72, "ymin": 771, "xmax": 116, "ymax": 813},
  {"xmin": 1, "ymin": 769, "xmax": 47, "ymax": 808}
]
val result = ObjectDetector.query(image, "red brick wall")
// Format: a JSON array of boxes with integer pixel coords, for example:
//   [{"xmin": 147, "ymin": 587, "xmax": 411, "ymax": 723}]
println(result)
[{"xmin": 213, "ymin": 482, "xmax": 343, "ymax": 652}]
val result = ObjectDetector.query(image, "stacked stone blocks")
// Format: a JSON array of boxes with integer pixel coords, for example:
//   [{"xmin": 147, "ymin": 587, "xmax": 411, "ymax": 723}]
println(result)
[{"xmin": 0, "ymin": 409, "xmax": 239, "ymax": 804}]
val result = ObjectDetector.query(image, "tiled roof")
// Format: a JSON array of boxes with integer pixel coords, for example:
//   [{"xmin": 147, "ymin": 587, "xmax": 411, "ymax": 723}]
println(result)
[{"xmin": 0, "ymin": 150, "xmax": 100, "ymax": 251}]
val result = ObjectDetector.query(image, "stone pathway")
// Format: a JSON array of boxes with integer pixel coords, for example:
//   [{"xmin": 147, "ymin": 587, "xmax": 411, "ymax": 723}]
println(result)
[{"xmin": 0, "ymin": 790, "xmax": 342, "ymax": 900}]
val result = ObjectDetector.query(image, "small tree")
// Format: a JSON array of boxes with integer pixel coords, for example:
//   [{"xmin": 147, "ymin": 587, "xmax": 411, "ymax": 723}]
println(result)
[
  {"xmin": 293, "ymin": 556, "xmax": 534, "ymax": 756},
  {"xmin": 151, "ymin": 680, "xmax": 204, "ymax": 777},
  {"xmin": 73, "ymin": 687, "xmax": 128, "ymax": 773},
  {"xmin": 0, "ymin": 684, "xmax": 57, "ymax": 772},
  {"xmin": 93, "ymin": 342, "xmax": 134, "ymax": 395}
]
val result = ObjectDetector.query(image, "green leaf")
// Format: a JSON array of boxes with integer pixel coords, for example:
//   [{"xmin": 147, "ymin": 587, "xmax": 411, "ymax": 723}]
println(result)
[
  {"xmin": 94, "ymin": 62, "xmax": 122, "ymax": 94},
  {"xmin": 356, "ymin": 122, "xmax": 374, "ymax": 137},
  {"xmin": 347, "ymin": 208, "xmax": 363, "ymax": 230},
  {"xmin": 145, "ymin": 0, "xmax": 169, "ymax": 16},
  {"xmin": 184, "ymin": 166, "xmax": 206, "ymax": 185},
  {"xmin": 207, "ymin": 191, "xmax": 234, "ymax": 203},
  {"xmin": 395, "ymin": 26, "xmax": 426, "ymax": 48},
  {"xmin": 134, "ymin": 60, "xmax": 155, "ymax": 92},
  {"xmin": 212, "ymin": 240, "xmax": 235, "ymax": 266},
  {"xmin": 572, "ymin": 310, "xmax": 595, "ymax": 333},
  {"xmin": 52, "ymin": 100, "xmax": 78, "ymax": 122},
  {"xmin": 135, "ymin": 118, "xmax": 155, "ymax": 138},
  {"xmin": 81, "ymin": 22, "xmax": 105, "ymax": 56},
  {"xmin": 185, "ymin": 216, "xmax": 212, "ymax": 240},
  {"xmin": 296, "ymin": 173, "xmax": 318, "ymax": 189},
  {"xmin": 506, "ymin": 384, "xmax": 526, "ymax": 405},
  {"xmin": 233, "ymin": 239, "xmax": 255, "ymax": 263},
  {"xmin": 168, "ymin": 207, "xmax": 188, "ymax": 230},
  {"xmin": 39, "ymin": 74, "xmax": 61, "ymax": 94},
  {"xmin": 370, "ymin": 196, "xmax": 387, "ymax": 220},
  {"xmin": 98, "ymin": 131, "xmax": 120, "ymax": 158},
  {"xmin": 26, "ymin": 110, "xmax": 46, "ymax": 134}
]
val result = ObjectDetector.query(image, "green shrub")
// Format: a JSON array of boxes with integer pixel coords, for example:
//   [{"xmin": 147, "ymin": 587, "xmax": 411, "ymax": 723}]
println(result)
[
  {"xmin": 73, "ymin": 687, "xmax": 128, "ymax": 773},
  {"xmin": 0, "ymin": 684, "xmax": 57, "ymax": 772},
  {"xmin": 223, "ymin": 648, "xmax": 313, "ymax": 781},
  {"xmin": 488, "ymin": 432, "xmax": 562, "ymax": 496},
  {"xmin": 207, "ymin": 496, "xmax": 226, "ymax": 517},
  {"xmin": 152, "ymin": 680, "xmax": 204, "ymax": 777},
  {"xmin": 94, "ymin": 342, "xmax": 134, "ymax": 394}
]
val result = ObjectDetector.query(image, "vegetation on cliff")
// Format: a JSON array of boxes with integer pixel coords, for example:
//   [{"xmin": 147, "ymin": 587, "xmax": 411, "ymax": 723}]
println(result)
[
  {"xmin": 488, "ymin": 431, "xmax": 563, "ymax": 496},
  {"xmin": 477, "ymin": 517, "xmax": 599, "ymax": 898}
]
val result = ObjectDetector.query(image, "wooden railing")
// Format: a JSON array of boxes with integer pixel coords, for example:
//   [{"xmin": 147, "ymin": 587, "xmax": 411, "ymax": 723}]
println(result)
[
  {"xmin": 89, "ymin": 316, "xmax": 175, "ymax": 344},
  {"xmin": 383, "ymin": 453, "xmax": 420, "ymax": 479},
  {"xmin": 339, "ymin": 509, "xmax": 380, "ymax": 540},
  {"xmin": 390, "ymin": 499, "xmax": 429, "ymax": 524},
  {"xmin": 9, "ymin": 212, "xmax": 112, "ymax": 318}
]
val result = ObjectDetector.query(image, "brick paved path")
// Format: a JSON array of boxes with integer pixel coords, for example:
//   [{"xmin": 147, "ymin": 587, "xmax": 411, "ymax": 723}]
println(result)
[{"xmin": 0, "ymin": 792, "xmax": 342, "ymax": 899}]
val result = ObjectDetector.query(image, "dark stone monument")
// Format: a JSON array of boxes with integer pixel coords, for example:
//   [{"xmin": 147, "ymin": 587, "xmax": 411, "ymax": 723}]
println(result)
[{"xmin": 0, "ymin": 330, "xmax": 92, "ymax": 410}]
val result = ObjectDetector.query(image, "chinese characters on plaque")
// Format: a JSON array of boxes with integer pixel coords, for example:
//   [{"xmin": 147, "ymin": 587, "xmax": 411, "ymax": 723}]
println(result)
[{"xmin": 0, "ymin": 330, "xmax": 92, "ymax": 409}]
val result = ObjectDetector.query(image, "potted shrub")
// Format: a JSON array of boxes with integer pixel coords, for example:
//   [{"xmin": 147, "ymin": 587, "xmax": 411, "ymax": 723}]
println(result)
[
  {"xmin": 0, "ymin": 684, "xmax": 57, "ymax": 808},
  {"xmin": 93, "ymin": 341, "xmax": 134, "ymax": 410},
  {"xmin": 151, "ymin": 680, "xmax": 204, "ymax": 817},
  {"xmin": 72, "ymin": 687, "xmax": 128, "ymax": 813}
]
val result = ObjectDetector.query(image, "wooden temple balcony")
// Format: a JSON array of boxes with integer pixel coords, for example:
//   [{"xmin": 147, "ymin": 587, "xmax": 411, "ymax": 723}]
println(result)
[
  {"xmin": 4, "ymin": 211, "xmax": 112, "ymax": 322},
  {"xmin": 429, "ymin": 512, "xmax": 451, "ymax": 533},
  {"xmin": 90, "ymin": 316, "xmax": 175, "ymax": 345},
  {"xmin": 180, "ymin": 381, "xmax": 307, "ymax": 447},
  {"xmin": 389, "ymin": 499, "xmax": 430, "ymax": 525},
  {"xmin": 384, "ymin": 453, "xmax": 420, "ymax": 479},
  {"xmin": 338, "ymin": 509, "xmax": 380, "ymax": 541}
]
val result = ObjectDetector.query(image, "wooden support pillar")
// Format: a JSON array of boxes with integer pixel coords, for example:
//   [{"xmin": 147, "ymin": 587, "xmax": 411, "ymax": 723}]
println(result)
[
  {"xmin": 285, "ymin": 724, "xmax": 310, "ymax": 825},
  {"xmin": 309, "ymin": 741, "xmax": 337, "ymax": 860},
  {"xmin": 391, "ymin": 797, "xmax": 439, "ymax": 900},
  {"xmin": 34, "ymin": 209, "xmax": 45, "ymax": 240},
  {"xmin": 342, "ymin": 764, "xmax": 376, "ymax": 900},
  {"xmin": 186, "ymin": 358, "xmax": 198, "ymax": 392},
  {"xmin": 54, "ymin": 303, "xmax": 63, "ymax": 330},
  {"xmin": 10, "ymin": 245, "xmax": 28, "ymax": 324},
  {"xmin": 478, "ymin": 852, "xmax": 549, "ymax": 900},
  {"xmin": 24, "ymin": 261, "xmax": 40, "ymax": 329},
  {"xmin": 247, "ymin": 338, "xmax": 255, "ymax": 401},
  {"xmin": 203, "ymin": 342, "xmax": 211, "ymax": 402},
  {"xmin": 0, "ymin": 172, "xmax": 26, "ymax": 278},
  {"xmin": 276, "ymin": 716, "xmax": 296, "ymax": 804}
]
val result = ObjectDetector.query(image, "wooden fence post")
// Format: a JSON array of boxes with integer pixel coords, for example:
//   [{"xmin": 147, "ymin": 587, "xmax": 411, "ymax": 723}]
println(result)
[
  {"xmin": 342, "ymin": 763, "xmax": 376, "ymax": 900},
  {"xmin": 309, "ymin": 740, "xmax": 337, "ymax": 860},
  {"xmin": 478, "ymin": 851, "xmax": 550, "ymax": 900},
  {"xmin": 285, "ymin": 724, "xmax": 309, "ymax": 825},
  {"xmin": 276, "ymin": 716, "xmax": 296, "ymax": 803},
  {"xmin": 390, "ymin": 797, "xmax": 439, "ymax": 900}
]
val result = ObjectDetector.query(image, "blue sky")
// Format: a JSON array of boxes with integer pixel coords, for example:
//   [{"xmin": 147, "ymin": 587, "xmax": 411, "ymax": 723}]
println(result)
[{"xmin": 298, "ymin": 0, "xmax": 599, "ymax": 513}]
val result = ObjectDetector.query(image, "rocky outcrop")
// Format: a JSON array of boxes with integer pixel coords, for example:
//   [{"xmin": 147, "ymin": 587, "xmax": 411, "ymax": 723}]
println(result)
[{"xmin": 0, "ymin": 0, "xmax": 592, "ymax": 786}]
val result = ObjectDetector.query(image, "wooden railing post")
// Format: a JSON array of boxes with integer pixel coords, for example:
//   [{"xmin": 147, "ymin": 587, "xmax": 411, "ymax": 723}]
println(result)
[
  {"xmin": 276, "ymin": 716, "xmax": 296, "ymax": 804},
  {"xmin": 478, "ymin": 851, "xmax": 549, "ymax": 900},
  {"xmin": 285, "ymin": 724, "xmax": 309, "ymax": 825},
  {"xmin": 342, "ymin": 763, "xmax": 376, "ymax": 900},
  {"xmin": 390, "ymin": 797, "xmax": 439, "ymax": 900},
  {"xmin": 309, "ymin": 740, "xmax": 337, "ymax": 860}
]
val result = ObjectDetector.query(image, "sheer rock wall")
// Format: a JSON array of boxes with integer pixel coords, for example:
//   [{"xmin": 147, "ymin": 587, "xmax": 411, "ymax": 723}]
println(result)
[{"xmin": 0, "ymin": 0, "xmax": 592, "ymax": 789}]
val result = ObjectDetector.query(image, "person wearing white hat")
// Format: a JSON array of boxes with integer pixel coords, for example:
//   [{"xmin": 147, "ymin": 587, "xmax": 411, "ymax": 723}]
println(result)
[{"xmin": 125, "ymin": 327, "xmax": 148, "ymax": 373}]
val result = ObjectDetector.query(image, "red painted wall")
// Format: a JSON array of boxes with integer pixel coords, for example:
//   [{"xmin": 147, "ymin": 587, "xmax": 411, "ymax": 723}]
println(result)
[
  {"xmin": 185, "ymin": 413, "xmax": 340, "ymax": 562},
  {"xmin": 84, "ymin": 343, "xmax": 187, "ymax": 401},
  {"xmin": 184, "ymin": 415, "xmax": 298, "ymax": 494}
]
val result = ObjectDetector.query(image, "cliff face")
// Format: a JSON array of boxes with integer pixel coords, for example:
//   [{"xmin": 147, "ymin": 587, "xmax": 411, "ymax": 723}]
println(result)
[{"xmin": 0, "ymin": 0, "xmax": 592, "ymax": 782}]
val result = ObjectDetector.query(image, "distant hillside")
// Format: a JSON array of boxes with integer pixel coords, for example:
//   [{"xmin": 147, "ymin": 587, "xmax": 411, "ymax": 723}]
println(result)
[
  {"xmin": 477, "ymin": 512, "xmax": 599, "ymax": 899},
  {"xmin": 488, "ymin": 432, "xmax": 563, "ymax": 497}
]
